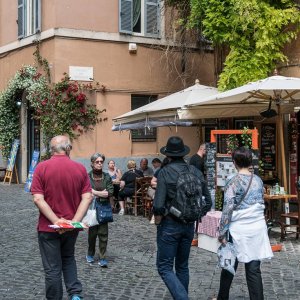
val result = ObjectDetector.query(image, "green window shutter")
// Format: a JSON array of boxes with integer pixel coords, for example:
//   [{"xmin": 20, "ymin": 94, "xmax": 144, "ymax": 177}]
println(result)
[
  {"xmin": 119, "ymin": 0, "xmax": 133, "ymax": 34},
  {"xmin": 34, "ymin": 0, "xmax": 41, "ymax": 33},
  {"xmin": 18, "ymin": 0, "xmax": 24, "ymax": 39},
  {"xmin": 145, "ymin": 0, "xmax": 159, "ymax": 37}
]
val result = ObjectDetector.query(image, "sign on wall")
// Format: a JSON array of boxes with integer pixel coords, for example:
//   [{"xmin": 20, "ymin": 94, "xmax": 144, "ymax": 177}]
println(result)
[
  {"xmin": 24, "ymin": 150, "xmax": 40, "ymax": 192},
  {"xmin": 69, "ymin": 66, "xmax": 93, "ymax": 81}
]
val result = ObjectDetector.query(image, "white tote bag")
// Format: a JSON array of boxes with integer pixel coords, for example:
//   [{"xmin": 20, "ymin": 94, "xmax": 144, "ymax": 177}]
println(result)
[{"xmin": 82, "ymin": 198, "xmax": 99, "ymax": 227}]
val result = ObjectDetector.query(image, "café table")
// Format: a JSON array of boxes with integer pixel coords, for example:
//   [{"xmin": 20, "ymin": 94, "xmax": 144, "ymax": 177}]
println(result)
[
  {"xmin": 197, "ymin": 211, "xmax": 222, "ymax": 253},
  {"xmin": 264, "ymin": 194, "xmax": 297, "ymax": 226}
]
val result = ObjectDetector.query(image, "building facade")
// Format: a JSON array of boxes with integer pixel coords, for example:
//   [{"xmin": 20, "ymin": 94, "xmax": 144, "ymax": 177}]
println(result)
[{"xmin": 0, "ymin": 0, "xmax": 215, "ymax": 181}]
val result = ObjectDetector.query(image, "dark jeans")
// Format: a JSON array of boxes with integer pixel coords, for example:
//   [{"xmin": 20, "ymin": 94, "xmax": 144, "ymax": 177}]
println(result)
[
  {"xmin": 87, "ymin": 223, "xmax": 108, "ymax": 259},
  {"xmin": 38, "ymin": 231, "xmax": 82, "ymax": 300},
  {"xmin": 217, "ymin": 259, "xmax": 264, "ymax": 300},
  {"xmin": 156, "ymin": 217, "xmax": 194, "ymax": 300}
]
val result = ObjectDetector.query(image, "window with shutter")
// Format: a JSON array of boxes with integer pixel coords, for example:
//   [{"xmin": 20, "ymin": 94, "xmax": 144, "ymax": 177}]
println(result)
[
  {"xmin": 131, "ymin": 95, "xmax": 157, "ymax": 142},
  {"xmin": 119, "ymin": 0, "xmax": 160, "ymax": 38},
  {"xmin": 145, "ymin": 0, "xmax": 159, "ymax": 37},
  {"xmin": 18, "ymin": 0, "xmax": 24, "ymax": 39},
  {"xmin": 17, "ymin": 0, "xmax": 41, "ymax": 39}
]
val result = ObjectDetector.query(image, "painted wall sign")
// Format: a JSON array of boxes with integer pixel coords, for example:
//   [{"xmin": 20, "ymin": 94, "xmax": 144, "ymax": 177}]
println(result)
[{"xmin": 24, "ymin": 150, "xmax": 40, "ymax": 192}]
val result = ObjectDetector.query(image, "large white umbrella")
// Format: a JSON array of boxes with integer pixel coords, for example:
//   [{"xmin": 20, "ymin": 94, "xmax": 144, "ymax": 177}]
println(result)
[
  {"xmin": 112, "ymin": 80, "xmax": 218, "ymax": 126},
  {"xmin": 178, "ymin": 75, "xmax": 300, "ymax": 119},
  {"xmin": 178, "ymin": 75, "xmax": 300, "ymax": 191}
]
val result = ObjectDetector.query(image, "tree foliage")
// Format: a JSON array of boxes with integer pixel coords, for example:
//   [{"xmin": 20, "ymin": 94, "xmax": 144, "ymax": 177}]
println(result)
[{"xmin": 166, "ymin": 0, "xmax": 300, "ymax": 90}]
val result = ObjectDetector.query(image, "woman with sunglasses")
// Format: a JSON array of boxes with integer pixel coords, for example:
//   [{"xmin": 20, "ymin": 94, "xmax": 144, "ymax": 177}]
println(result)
[{"xmin": 86, "ymin": 153, "xmax": 114, "ymax": 267}]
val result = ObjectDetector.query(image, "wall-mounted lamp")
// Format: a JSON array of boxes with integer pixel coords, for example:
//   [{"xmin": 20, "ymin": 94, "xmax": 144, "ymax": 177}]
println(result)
[
  {"xmin": 129, "ymin": 43, "xmax": 137, "ymax": 54},
  {"xmin": 260, "ymin": 100, "xmax": 278, "ymax": 118}
]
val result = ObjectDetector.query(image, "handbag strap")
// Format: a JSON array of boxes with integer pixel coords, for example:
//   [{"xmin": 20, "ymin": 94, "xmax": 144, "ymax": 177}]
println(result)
[{"xmin": 235, "ymin": 173, "xmax": 253, "ymax": 209}]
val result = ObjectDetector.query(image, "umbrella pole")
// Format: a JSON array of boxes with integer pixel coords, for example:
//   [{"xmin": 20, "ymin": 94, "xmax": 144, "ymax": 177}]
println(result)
[{"xmin": 277, "ymin": 105, "xmax": 288, "ymax": 191}]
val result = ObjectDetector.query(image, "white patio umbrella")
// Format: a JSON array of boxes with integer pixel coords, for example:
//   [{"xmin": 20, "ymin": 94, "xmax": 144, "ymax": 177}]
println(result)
[
  {"xmin": 112, "ymin": 79, "xmax": 218, "ymax": 127},
  {"xmin": 178, "ymin": 75, "xmax": 300, "ymax": 191}
]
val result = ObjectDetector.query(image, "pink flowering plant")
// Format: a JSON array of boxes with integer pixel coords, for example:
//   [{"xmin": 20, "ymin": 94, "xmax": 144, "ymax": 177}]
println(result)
[
  {"xmin": 0, "ymin": 66, "xmax": 102, "ymax": 158},
  {"xmin": 30, "ymin": 72, "xmax": 100, "ymax": 143}
]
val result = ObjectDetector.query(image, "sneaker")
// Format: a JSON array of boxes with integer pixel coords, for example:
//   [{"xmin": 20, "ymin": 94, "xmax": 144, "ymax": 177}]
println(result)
[
  {"xmin": 99, "ymin": 259, "xmax": 108, "ymax": 268},
  {"xmin": 149, "ymin": 215, "xmax": 155, "ymax": 224},
  {"xmin": 71, "ymin": 295, "xmax": 81, "ymax": 300},
  {"xmin": 86, "ymin": 255, "xmax": 94, "ymax": 263},
  {"xmin": 118, "ymin": 209, "xmax": 124, "ymax": 216}
]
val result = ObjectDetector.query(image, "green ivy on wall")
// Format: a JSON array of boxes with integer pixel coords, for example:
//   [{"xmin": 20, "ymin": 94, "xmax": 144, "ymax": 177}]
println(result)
[{"xmin": 166, "ymin": 0, "xmax": 300, "ymax": 90}]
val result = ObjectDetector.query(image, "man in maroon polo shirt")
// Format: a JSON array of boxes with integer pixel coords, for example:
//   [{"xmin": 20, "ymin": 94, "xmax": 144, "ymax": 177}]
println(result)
[{"xmin": 31, "ymin": 135, "xmax": 92, "ymax": 300}]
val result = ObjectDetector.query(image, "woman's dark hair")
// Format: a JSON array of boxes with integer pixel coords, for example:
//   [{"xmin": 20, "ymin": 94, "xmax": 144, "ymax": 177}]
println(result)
[{"xmin": 232, "ymin": 147, "xmax": 252, "ymax": 168}]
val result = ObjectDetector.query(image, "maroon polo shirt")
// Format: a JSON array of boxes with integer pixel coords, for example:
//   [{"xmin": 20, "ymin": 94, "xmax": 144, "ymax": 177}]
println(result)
[{"xmin": 31, "ymin": 154, "xmax": 92, "ymax": 232}]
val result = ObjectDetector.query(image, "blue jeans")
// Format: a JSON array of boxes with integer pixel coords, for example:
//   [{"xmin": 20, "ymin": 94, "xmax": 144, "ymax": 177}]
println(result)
[
  {"xmin": 156, "ymin": 217, "xmax": 194, "ymax": 300},
  {"xmin": 38, "ymin": 231, "xmax": 82, "ymax": 300}
]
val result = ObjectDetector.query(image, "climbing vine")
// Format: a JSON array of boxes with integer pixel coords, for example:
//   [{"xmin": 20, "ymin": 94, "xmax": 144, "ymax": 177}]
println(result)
[
  {"xmin": 166, "ymin": 0, "xmax": 300, "ymax": 90},
  {"xmin": 0, "ymin": 64, "xmax": 103, "ymax": 158}
]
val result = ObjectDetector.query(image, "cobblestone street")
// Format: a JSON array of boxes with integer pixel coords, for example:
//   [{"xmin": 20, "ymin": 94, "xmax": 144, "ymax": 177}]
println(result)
[{"xmin": 0, "ymin": 184, "xmax": 300, "ymax": 299}]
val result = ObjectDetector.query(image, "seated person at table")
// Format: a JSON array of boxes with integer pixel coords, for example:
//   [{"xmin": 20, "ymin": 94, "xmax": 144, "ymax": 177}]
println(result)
[
  {"xmin": 151, "ymin": 158, "xmax": 162, "ymax": 173},
  {"xmin": 139, "ymin": 158, "xmax": 154, "ymax": 176},
  {"xmin": 107, "ymin": 160, "xmax": 122, "ymax": 203},
  {"xmin": 118, "ymin": 160, "xmax": 143, "ymax": 215}
]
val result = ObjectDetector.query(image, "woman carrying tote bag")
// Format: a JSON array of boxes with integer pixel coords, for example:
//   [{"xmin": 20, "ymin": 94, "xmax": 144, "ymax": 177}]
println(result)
[{"xmin": 217, "ymin": 147, "xmax": 273, "ymax": 300}]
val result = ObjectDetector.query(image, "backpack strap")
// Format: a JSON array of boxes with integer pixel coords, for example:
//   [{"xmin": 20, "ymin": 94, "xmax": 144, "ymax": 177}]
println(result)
[{"xmin": 167, "ymin": 163, "xmax": 189, "ymax": 175}]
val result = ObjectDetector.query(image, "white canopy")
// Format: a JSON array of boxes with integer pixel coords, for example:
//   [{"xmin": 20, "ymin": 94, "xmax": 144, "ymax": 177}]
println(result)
[
  {"xmin": 112, "ymin": 80, "xmax": 218, "ymax": 125},
  {"xmin": 178, "ymin": 75, "xmax": 300, "ymax": 119}
]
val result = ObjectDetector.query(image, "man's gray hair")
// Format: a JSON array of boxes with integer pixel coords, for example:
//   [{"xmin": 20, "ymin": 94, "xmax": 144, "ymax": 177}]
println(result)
[
  {"xmin": 90, "ymin": 153, "xmax": 105, "ymax": 164},
  {"xmin": 50, "ymin": 136, "xmax": 72, "ymax": 154}
]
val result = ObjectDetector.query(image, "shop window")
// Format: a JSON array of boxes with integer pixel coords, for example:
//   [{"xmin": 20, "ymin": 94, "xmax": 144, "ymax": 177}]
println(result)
[
  {"xmin": 18, "ymin": 0, "xmax": 41, "ymax": 39},
  {"xmin": 119, "ymin": 0, "xmax": 160, "ymax": 37},
  {"xmin": 131, "ymin": 95, "xmax": 157, "ymax": 142}
]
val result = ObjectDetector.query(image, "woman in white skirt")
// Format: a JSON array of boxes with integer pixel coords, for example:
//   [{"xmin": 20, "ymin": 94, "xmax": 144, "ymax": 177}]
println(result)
[{"xmin": 217, "ymin": 147, "xmax": 273, "ymax": 300}]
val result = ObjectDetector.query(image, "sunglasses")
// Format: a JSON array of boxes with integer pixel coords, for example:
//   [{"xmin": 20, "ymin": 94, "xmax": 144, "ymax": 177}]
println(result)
[{"xmin": 94, "ymin": 160, "xmax": 104, "ymax": 164}]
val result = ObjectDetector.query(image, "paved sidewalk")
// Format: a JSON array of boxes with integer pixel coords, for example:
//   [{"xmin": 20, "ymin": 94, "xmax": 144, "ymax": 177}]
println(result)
[{"xmin": 0, "ymin": 184, "xmax": 300, "ymax": 299}]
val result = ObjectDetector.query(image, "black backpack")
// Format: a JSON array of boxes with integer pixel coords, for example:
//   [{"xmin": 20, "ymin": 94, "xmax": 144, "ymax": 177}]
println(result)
[{"xmin": 168, "ymin": 165, "xmax": 205, "ymax": 223}]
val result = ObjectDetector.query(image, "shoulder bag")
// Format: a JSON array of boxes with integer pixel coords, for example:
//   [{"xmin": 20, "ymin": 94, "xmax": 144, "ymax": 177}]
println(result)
[{"xmin": 95, "ymin": 199, "xmax": 114, "ymax": 224}]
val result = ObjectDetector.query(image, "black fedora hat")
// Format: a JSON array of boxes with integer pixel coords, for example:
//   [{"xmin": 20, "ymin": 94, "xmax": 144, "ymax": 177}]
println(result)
[{"xmin": 160, "ymin": 136, "xmax": 190, "ymax": 157}]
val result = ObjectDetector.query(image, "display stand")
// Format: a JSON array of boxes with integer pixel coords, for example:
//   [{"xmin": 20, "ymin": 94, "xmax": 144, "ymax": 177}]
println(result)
[
  {"xmin": 3, "ymin": 164, "xmax": 19, "ymax": 184},
  {"xmin": 2, "ymin": 139, "xmax": 20, "ymax": 185},
  {"xmin": 210, "ymin": 129, "xmax": 281, "ymax": 252}
]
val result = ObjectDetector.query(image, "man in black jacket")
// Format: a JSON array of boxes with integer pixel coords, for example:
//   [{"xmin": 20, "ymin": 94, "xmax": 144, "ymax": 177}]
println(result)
[{"xmin": 153, "ymin": 136, "xmax": 211, "ymax": 300}]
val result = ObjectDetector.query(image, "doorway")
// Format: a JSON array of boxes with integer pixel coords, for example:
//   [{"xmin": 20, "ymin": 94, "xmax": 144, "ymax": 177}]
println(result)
[{"xmin": 27, "ymin": 107, "xmax": 40, "ymax": 170}]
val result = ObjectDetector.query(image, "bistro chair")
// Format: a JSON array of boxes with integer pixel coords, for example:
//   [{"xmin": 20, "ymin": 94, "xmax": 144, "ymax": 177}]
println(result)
[
  {"xmin": 280, "ymin": 193, "xmax": 300, "ymax": 240},
  {"xmin": 132, "ymin": 176, "xmax": 152, "ymax": 216}
]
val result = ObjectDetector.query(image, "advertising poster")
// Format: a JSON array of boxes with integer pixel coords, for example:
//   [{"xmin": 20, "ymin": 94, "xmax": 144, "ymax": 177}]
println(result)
[
  {"xmin": 24, "ymin": 150, "xmax": 40, "ymax": 192},
  {"xmin": 6, "ymin": 139, "xmax": 20, "ymax": 171},
  {"xmin": 261, "ymin": 124, "xmax": 276, "ymax": 171},
  {"xmin": 216, "ymin": 154, "xmax": 237, "ymax": 187}
]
